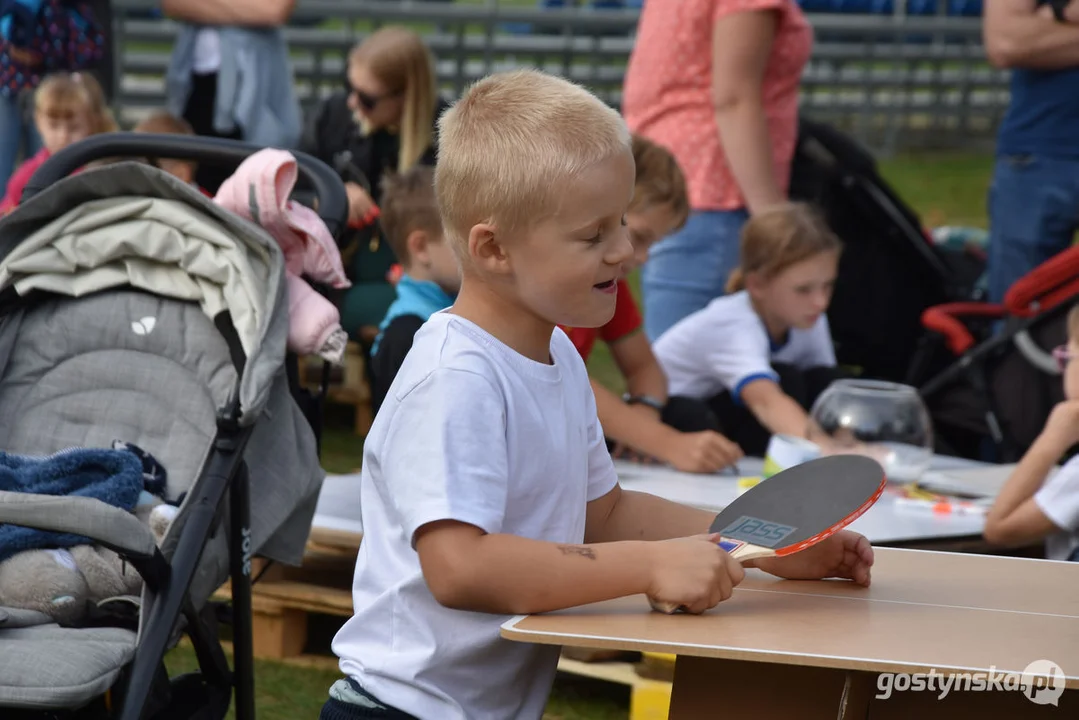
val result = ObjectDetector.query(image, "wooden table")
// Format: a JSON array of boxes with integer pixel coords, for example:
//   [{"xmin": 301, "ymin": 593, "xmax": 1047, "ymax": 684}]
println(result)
[{"xmin": 502, "ymin": 548, "xmax": 1079, "ymax": 718}]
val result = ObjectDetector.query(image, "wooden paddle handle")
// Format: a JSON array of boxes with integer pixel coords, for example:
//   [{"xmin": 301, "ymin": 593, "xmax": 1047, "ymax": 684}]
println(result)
[{"xmin": 648, "ymin": 538, "xmax": 776, "ymax": 615}]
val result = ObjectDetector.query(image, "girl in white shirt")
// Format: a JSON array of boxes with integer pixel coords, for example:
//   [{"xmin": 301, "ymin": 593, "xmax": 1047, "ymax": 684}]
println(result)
[
  {"xmin": 985, "ymin": 305, "xmax": 1079, "ymax": 562},
  {"xmin": 653, "ymin": 202, "xmax": 844, "ymax": 456}
]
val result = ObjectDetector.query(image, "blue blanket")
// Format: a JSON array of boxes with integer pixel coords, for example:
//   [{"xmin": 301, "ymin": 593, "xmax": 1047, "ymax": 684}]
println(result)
[{"xmin": 0, "ymin": 445, "xmax": 164, "ymax": 564}]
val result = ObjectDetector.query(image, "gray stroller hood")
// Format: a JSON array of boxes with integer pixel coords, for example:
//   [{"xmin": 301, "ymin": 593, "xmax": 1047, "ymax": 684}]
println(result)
[{"xmin": 0, "ymin": 163, "xmax": 325, "ymax": 709}]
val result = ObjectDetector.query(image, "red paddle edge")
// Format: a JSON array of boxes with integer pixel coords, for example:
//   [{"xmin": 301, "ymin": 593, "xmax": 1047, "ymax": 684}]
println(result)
[{"xmin": 769, "ymin": 470, "xmax": 887, "ymax": 557}]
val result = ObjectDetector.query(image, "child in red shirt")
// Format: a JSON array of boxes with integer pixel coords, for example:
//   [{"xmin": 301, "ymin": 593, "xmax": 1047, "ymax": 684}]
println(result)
[
  {"xmin": 1, "ymin": 72, "xmax": 116, "ymax": 213},
  {"xmin": 559, "ymin": 136, "xmax": 743, "ymax": 473}
]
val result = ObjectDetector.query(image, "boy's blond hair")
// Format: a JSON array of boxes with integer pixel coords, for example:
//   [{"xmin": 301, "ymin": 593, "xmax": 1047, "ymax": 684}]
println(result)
[
  {"xmin": 1068, "ymin": 305, "xmax": 1079, "ymax": 343},
  {"xmin": 435, "ymin": 69, "xmax": 631, "ymax": 253},
  {"xmin": 380, "ymin": 165, "xmax": 443, "ymax": 268}
]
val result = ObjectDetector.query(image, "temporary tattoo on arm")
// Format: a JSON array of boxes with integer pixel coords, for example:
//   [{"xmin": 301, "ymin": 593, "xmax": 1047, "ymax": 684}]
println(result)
[{"xmin": 558, "ymin": 545, "xmax": 597, "ymax": 560}]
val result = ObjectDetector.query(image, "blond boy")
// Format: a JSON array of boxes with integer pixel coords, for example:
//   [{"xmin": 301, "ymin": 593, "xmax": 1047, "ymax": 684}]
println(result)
[{"xmin": 324, "ymin": 70, "xmax": 874, "ymax": 720}]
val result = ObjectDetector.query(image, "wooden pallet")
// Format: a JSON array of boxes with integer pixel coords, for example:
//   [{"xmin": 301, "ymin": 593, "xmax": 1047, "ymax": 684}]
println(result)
[{"xmin": 212, "ymin": 550, "xmax": 358, "ymax": 661}]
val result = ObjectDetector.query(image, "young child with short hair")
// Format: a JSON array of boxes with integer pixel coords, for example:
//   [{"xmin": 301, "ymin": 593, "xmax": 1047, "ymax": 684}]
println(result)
[
  {"xmin": 652, "ymin": 202, "xmax": 845, "ymax": 457},
  {"xmin": 321, "ymin": 69, "xmax": 873, "ymax": 720},
  {"xmin": 368, "ymin": 165, "xmax": 460, "ymax": 412},
  {"xmin": 563, "ymin": 134, "xmax": 742, "ymax": 473},
  {"xmin": 0, "ymin": 72, "xmax": 117, "ymax": 213},
  {"xmin": 132, "ymin": 111, "xmax": 199, "ymax": 186},
  {"xmin": 985, "ymin": 304, "xmax": 1079, "ymax": 561}
]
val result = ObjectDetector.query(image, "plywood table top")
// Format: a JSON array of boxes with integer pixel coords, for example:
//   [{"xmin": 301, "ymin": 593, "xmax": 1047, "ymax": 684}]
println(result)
[{"xmin": 502, "ymin": 548, "xmax": 1079, "ymax": 688}]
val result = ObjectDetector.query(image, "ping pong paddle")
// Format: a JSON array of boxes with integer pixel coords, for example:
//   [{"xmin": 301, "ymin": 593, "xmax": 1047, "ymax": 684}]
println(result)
[{"xmin": 650, "ymin": 454, "xmax": 886, "ymax": 614}]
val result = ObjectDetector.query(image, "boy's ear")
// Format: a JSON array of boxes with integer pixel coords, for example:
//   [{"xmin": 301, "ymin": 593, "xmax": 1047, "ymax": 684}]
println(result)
[
  {"xmin": 467, "ymin": 222, "xmax": 510, "ymax": 274},
  {"xmin": 406, "ymin": 229, "xmax": 430, "ymax": 264}
]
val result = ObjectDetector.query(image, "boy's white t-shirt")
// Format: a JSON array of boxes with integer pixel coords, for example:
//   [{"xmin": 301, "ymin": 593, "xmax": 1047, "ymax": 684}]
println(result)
[
  {"xmin": 331, "ymin": 311, "xmax": 619, "ymax": 720},
  {"xmin": 653, "ymin": 290, "xmax": 836, "ymax": 401},
  {"xmin": 1033, "ymin": 454, "xmax": 1079, "ymax": 562}
]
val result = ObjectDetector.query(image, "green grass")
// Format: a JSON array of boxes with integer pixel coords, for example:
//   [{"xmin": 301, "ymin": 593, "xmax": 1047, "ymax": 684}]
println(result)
[
  {"xmin": 164, "ymin": 644, "xmax": 629, "ymax": 720},
  {"xmin": 257, "ymin": 150, "xmax": 996, "ymax": 716}
]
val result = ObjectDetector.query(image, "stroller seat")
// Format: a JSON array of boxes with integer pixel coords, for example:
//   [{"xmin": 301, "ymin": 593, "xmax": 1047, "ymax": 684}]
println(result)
[
  {"xmin": 1, "ymin": 623, "xmax": 136, "ymax": 709},
  {"xmin": 0, "ymin": 139, "xmax": 347, "ymax": 719}
]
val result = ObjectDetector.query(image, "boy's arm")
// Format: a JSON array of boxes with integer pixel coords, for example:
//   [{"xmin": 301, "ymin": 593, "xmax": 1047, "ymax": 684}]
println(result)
[
  {"xmin": 415, "ymin": 520, "xmax": 654, "ymax": 615},
  {"xmin": 592, "ymin": 378, "xmax": 743, "ymax": 472},
  {"xmin": 740, "ymin": 378, "xmax": 810, "ymax": 438},
  {"xmin": 585, "ymin": 485, "xmax": 875, "ymax": 585},
  {"xmin": 585, "ymin": 483, "xmax": 715, "ymax": 543},
  {"xmin": 591, "ymin": 377, "xmax": 677, "ymax": 456},
  {"xmin": 610, "ymin": 331, "xmax": 668, "ymax": 404}
]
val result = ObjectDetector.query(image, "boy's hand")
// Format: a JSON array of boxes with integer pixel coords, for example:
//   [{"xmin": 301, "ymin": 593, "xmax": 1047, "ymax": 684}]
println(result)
[
  {"xmin": 1040, "ymin": 400, "xmax": 1079, "ymax": 452},
  {"xmin": 646, "ymin": 533, "xmax": 745, "ymax": 614},
  {"xmin": 751, "ymin": 531, "xmax": 874, "ymax": 587},
  {"xmin": 664, "ymin": 430, "xmax": 744, "ymax": 474}
]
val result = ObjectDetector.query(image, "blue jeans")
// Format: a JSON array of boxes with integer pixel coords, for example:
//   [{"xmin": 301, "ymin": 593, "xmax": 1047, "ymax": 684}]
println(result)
[
  {"xmin": 986, "ymin": 153, "xmax": 1079, "ymax": 304},
  {"xmin": 640, "ymin": 209, "xmax": 748, "ymax": 341},
  {"xmin": 0, "ymin": 92, "xmax": 42, "ymax": 193}
]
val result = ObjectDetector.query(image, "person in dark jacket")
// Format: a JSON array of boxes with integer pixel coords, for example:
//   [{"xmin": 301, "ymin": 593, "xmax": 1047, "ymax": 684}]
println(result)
[{"xmin": 299, "ymin": 26, "xmax": 449, "ymax": 349}]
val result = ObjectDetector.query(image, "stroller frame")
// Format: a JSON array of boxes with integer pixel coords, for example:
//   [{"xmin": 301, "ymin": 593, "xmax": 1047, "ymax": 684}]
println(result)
[
  {"xmin": 4, "ymin": 133, "xmax": 350, "ymax": 720},
  {"xmin": 918, "ymin": 299, "xmax": 1072, "ymax": 461},
  {"xmin": 914, "ymin": 242, "xmax": 1079, "ymax": 462}
]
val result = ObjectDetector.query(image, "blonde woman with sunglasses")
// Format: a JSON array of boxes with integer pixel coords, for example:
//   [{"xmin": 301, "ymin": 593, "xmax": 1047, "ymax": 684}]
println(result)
[
  {"xmin": 300, "ymin": 26, "xmax": 449, "ymax": 346},
  {"xmin": 302, "ymin": 26, "xmax": 447, "ymax": 226}
]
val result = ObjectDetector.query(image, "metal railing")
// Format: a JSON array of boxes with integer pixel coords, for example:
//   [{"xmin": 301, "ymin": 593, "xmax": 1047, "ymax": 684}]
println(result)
[{"xmin": 110, "ymin": 0, "xmax": 1007, "ymax": 154}]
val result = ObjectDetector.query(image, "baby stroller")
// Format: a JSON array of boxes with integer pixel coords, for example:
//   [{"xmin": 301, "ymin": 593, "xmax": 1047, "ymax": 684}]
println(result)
[
  {"xmin": 788, "ymin": 115, "xmax": 986, "ymax": 384},
  {"xmin": 914, "ymin": 245, "xmax": 1079, "ymax": 463},
  {"xmin": 0, "ymin": 133, "xmax": 348, "ymax": 720}
]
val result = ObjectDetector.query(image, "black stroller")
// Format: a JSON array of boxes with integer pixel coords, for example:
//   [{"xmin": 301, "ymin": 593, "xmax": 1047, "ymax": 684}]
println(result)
[
  {"xmin": 914, "ymin": 245, "xmax": 1079, "ymax": 463},
  {"xmin": 0, "ymin": 134, "xmax": 348, "ymax": 720},
  {"xmin": 788, "ymin": 115, "xmax": 986, "ymax": 384}
]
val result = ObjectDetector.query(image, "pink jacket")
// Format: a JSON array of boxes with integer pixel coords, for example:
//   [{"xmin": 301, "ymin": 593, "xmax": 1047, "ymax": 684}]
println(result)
[
  {"xmin": 215, "ymin": 149, "xmax": 352, "ymax": 364},
  {"xmin": 1, "ymin": 148, "xmax": 51, "ymax": 214}
]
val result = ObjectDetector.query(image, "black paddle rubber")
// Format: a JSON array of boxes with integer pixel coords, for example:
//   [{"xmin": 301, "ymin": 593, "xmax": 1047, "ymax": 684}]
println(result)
[{"xmin": 709, "ymin": 454, "xmax": 886, "ymax": 556}]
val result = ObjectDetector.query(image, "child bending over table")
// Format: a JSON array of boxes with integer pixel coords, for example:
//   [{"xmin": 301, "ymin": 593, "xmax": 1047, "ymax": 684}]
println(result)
[
  {"xmin": 985, "ymin": 304, "xmax": 1079, "ymax": 561},
  {"xmin": 652, "ymin": 202, "xmax": 847, "ymax": 457},
  {"xmin": 320, "ymin": 69, "xmax": 874, "ymax": 720}
]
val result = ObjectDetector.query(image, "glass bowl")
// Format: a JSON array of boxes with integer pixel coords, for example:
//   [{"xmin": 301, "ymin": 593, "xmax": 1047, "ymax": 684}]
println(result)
[{"xmin": 808, "ymin": 379, "xmax": 934, "ymax": 483}]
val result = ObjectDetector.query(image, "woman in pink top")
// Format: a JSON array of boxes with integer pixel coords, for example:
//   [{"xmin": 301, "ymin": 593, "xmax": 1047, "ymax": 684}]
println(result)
[{"xmin": 622, "ymin": 0, "xmax": 813, "ymax": 341}]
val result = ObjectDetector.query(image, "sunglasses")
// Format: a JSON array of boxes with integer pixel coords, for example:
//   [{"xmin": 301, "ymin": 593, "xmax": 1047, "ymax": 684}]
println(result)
[
  {"xmin": 1052, "ymin": 345, "xmax": 1076, "ymax": 372},
  {"xmin": 344, "ymin": 80, "xmax": 397, "ymax": 111}
]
